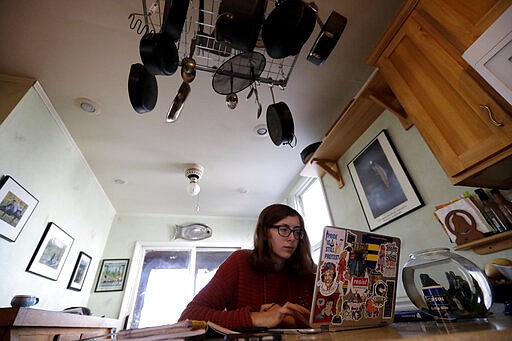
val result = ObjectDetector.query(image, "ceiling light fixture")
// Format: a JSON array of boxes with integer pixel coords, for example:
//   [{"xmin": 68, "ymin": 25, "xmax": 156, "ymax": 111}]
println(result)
[
  {"xmin": 185, "ymin": 164, "xmax": 204, "ymax": 196},
  {"xmin": 254, "ymin": 124, "xmax": 268, "ymax": 137},
  {"xmin": 75, "ymin": 97, "xmax": 101, "ymax": 115}
]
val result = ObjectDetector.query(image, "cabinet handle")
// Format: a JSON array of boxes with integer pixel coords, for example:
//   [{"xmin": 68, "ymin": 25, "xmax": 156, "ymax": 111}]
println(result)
[{"xmin": 479, "ymin": 104, "xmax": 504, "ymax": 127}]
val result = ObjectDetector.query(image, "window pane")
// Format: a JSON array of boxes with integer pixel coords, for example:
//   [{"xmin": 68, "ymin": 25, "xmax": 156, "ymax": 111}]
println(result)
[
  {"xmin": 129, "ymin": 247, "xmax": 237, "ymax": 329},
  {"xmin": 301, "ymin": 179, "xmax": 332, "ymax": 247},
  {"xmin": 131, "ymin": 250, "xmax": 191, "ymax": 328},
  {"xmin": 194, "ymin": 251, "xmax": 232, "ymax": 295}
]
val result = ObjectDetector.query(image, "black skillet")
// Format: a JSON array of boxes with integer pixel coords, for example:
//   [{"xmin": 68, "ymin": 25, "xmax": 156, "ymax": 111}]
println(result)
[
  {"xmin": 262, "ymin": 0, "xmax": 316, "ymax": 59},
  {"xmin": 307, "ymin": 11, "xmax": 347, "ymax": 65},
  {"xmin": 266, "ymin": 86, "xmax": 296, "ymax": 147},
  {"xmin": 128, "ymin": 63, "xmax": 158, "ymax": 113}
]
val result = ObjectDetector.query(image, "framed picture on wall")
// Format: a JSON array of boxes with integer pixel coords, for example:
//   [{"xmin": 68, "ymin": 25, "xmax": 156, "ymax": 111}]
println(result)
[
  {"xmin": 0, "ymin": 175, "xmax": 39, "ymax": 242},
  {"xmin": 348, "ymin": 130, "xmax": 423, "ymax": 231},
  {"xmin": 95, "ymin": 258, "xmax": 130, "ymax": 292},
  {"xmin": 67, "ymin": 251, "xmax": 92, "ymax": 291},
  {"xmin": 26, "ymin": 222, "xmax": 74, "ymax": 280}
]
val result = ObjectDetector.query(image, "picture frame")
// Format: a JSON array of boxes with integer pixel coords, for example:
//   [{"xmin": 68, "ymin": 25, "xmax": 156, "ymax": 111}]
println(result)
[
  {"xmin": 348, "ymin": 130, "xmax": 423, "ymax": 231},
  {"xmin": 0, "ymin": 175, "xmax": 39, "ymax": 242},
  {"xmin": 67, "ymin": 251, "xmax": 92, "ymax": 291},
  {"xmin": 95, "ymin": 258, "xmax": 130, "ymax": 292},
  {"xmin": 26, "ymin": 222, "xmax": 74, "ymax": 280}
]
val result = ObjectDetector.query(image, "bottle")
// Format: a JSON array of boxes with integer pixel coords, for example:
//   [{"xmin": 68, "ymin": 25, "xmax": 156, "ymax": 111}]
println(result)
[
  {"xmin": 474, "ymin": 188, "xmax": 511, "ymax": 232},
  {"xmin": 490, "ymin": 189, "xmax": 512, "ymax": 226}
]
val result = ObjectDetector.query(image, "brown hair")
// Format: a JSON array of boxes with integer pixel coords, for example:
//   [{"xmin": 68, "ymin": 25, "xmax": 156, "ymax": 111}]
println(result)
[{"xmin": 249, "ymin": 204, "xmax": 315, "ymax": 276}]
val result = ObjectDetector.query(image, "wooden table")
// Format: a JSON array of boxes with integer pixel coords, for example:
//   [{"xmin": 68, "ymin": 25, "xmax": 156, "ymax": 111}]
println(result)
[
  {"xmin": 280, "ymin": 315, "xmax": 512, "ymax": 341},
  {"xmin": 0, "ymin": 307, "xmax": 118, "ymax": 341}
]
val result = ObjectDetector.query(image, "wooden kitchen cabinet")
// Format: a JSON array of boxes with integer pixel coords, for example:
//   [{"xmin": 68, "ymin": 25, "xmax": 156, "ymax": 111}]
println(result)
[
  {"xmin": 0, "ymin": 307, "xmax": 118, "ymax": 341},
  {"xmin": 367, "ymin": 0, "xmax": 512, "ymax": 188}
]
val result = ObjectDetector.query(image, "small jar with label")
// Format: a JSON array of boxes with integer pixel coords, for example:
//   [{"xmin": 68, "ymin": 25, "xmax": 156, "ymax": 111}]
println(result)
[{"xmin": 402, "ymin": 248, "xmax": 492, "ymax": 320}]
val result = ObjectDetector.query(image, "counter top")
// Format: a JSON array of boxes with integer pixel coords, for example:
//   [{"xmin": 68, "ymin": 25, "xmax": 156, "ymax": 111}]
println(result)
[
  {"xmin": 282, "ymin": 315, "xmax": 511, "ymax": 340},
  {"xmin": 0, "ymin": 307, "xmax": 118, "ymax": 328}
]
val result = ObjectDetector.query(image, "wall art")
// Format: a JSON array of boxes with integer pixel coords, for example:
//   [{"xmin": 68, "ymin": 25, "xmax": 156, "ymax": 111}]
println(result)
[
  {"xmin": 26, "ymin": 222, "xmax": 74, "ymax": 280},
  {"xmin": 95, "ymin": 258, "xmax": 130, "ymax": 292},
  {"xmin": 0, "ymin": 175, "xmax": 39, "ymax": 242},
  {"xmin": 348, "ymin": 130, "xmax": 423, "ymax": 231},
  {"xmin": 67, "ymin": 251, "xmax": 92, "ymax": 291}
]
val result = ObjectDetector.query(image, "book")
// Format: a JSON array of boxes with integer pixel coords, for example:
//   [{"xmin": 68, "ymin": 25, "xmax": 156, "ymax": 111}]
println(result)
[{"xmin": 115, "ymin": 320, "xmax": 239, "ymax": 341}]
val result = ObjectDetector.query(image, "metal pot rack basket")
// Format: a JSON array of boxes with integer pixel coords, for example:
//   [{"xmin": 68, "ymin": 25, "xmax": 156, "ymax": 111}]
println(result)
[{"xmin": 128, "ymin": 0, "xmax": 298, "ymax": 88}]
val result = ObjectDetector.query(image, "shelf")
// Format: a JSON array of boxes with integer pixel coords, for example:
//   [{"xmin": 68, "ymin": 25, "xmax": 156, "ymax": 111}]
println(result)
[
  {"xmin": 300, "ymin": 69, "xmax": 409, "ymax": 187},
  {"xmin": 454, "ymin": 230, "xmax": 512, "ymax": 255}
]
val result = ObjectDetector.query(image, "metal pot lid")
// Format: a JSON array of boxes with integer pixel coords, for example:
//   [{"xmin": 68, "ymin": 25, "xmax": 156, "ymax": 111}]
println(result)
[{"xmin": 212, "ymin": 52, "xmax": 266, "ymax": 95}]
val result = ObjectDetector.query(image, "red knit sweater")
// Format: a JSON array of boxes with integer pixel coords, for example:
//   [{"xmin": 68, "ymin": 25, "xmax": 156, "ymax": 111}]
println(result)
[{"xmin": 179, "ymin": 249, "xmax": 315, "ymax": 329}]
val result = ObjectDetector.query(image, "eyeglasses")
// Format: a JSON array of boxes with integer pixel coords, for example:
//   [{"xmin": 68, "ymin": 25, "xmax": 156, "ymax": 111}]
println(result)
[{"xmin": 271, "ymin": 224, "xmax": 305, "ymax": 240}]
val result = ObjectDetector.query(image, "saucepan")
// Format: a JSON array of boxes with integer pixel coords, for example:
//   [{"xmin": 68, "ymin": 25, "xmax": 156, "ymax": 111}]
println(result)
[
  {"xmin": 266, "ymin": 86, "xmax": 296, "ymax": 147},
  {"xmin": 139, "ymin": 32, "xmax": 179, "ymax": 76},
  {"xmin": 215, "ymin": 0, "xmax": 267, "ymax": 52}
]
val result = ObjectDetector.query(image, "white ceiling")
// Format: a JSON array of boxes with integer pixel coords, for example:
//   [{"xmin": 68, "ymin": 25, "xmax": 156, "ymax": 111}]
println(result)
[{"xmin": 0, "ymin": 0, "xmax": 403, "ymax": 218}]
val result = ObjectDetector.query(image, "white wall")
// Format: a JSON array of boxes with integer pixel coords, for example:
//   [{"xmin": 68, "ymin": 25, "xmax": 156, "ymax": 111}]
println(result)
[
  {"xmin": 320, "ymin": 110, "xmax": 512, "ymax": 299},
  {"xmin": 87, "ymin": 213, "xmax": 256, "ymax": 319},
  {"xmin": 0, "ymin": 80, "xmax": 115, "ymax": 311}
]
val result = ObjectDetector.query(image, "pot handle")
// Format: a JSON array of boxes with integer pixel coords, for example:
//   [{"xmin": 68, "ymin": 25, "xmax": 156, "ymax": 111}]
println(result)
[{"xmin": 283, "ymin": 134, "xmax": 297, "ymax": 148}]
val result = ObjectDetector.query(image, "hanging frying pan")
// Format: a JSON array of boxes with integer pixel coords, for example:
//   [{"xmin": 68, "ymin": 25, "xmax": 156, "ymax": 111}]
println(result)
[
  {"xmin": 140, "ymin": 32, "xmax": 179, "ymax": 75},
  {"xmin": 212, "ymin": 51, "xmax": 266, "ymax": 95},
  {"xmin": 161, "ymin": 0, "xmax": 190, "ymax": 42},
  {"xmin": 215, "ymin": 0, "xmax": 267, "ymax": 52},
  {"xmin": 128, "ymin": 63, "xmax": 158, "ymax": 113},
  {"xmin": 262, "ymin": 0, "xmax": 316, "ymax": 59},
  {"xmin": 266, "ymin": 86, "xmax": 296, "ymax": 147},
  {"xmin": 307, "ymin": 11, "xmax": 347, "ymax": 65}
]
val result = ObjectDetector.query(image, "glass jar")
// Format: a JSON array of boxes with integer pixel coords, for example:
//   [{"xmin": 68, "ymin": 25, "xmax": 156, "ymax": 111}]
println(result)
[{"xmin": 402, "ymin": 248, "xmax": 492, "ymax": 320}]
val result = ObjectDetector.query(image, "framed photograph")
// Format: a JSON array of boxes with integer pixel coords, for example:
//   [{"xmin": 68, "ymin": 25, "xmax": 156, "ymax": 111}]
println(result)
[
  {"xmin": 67, "ymin": 251, "xmax": 92, "ymax": 291},
  {"xmin": 95, "ymin": 258, "xmax": 130, "ymax": 292},
  {"xmin": 26, "ymin": 222, "xmax": 74, "ymax": 280},
  {"xmin": 0, "ymin": 175, "xmax": 39, "ymax": 242},
  {"xmin": 348, "ymin": 130, "xmax": 423, "ymax": 231}
]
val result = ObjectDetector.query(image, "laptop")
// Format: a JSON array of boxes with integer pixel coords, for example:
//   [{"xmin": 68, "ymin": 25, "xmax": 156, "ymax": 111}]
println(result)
[{"xmin": 308, "ymin": 226, "xmax": 401, "ymax": 331}]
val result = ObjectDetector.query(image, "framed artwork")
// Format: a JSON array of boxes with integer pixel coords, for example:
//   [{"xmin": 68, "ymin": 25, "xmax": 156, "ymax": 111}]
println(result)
[
  {"xmin": 26, "ymin": 222, "xmax": 74, "ymax": 280},
  {"xmin": 67, "ymin": 251, "xmax": 92, "ymax": 291},
  {"xmin": 348, "ymin": 130, "xmax": 423, "ymax": 231},
  {"xmin": 95, "ymin": 258, "xmax": 130, "ymax": 292},
  {"xmin": 0, "ymin": 175, "xmax": 39, "ymax": 242}
]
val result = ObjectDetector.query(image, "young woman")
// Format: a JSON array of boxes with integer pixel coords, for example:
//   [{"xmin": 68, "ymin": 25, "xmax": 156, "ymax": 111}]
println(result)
[{"xmin": 179, "ymin": 204, "xmax": 316, "ymax": 330}]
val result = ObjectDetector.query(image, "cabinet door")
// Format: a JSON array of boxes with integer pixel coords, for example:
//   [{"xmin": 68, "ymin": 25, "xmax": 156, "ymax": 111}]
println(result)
[{"xmin": 377, "ymin": 11, "xmax": 512, "ymax": 178}]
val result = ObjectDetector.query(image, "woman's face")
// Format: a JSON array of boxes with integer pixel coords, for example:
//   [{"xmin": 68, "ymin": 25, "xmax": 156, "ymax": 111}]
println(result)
[{"xmin": 267, "ymin": 215, "xmax": 301, "ymax": 265}]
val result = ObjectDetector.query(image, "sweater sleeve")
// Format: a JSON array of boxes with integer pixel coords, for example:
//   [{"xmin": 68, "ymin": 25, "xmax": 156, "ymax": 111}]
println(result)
[{"xmin": 178, "ymin": 250, "xmax": 254, "ymax": 329}]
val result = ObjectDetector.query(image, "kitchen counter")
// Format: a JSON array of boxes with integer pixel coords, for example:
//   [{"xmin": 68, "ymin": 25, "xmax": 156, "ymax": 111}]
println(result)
[{"xmin": 280, "ymin": 314, "xmax": 511, "ymax": 340}]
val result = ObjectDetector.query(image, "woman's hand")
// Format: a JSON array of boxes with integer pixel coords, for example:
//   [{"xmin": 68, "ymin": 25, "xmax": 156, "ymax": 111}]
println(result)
[{"xmin": 250, "ymin": 302, "xmax": 310, "ymax": 328}]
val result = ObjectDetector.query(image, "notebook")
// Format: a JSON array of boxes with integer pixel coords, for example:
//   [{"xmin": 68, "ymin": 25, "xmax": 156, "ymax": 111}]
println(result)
[{"xmin": 308, "ymin": 226, "xmax": 401, "ymax": 331}]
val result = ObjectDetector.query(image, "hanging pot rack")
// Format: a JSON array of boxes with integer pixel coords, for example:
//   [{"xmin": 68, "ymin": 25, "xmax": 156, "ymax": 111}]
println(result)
[{"xmin": 128, "ymin": 0, "xmax": 298, "ymax": 88}]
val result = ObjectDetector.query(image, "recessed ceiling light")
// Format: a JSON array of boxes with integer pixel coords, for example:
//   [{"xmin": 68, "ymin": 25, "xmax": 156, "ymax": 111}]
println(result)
[
  {"xmin": 113, "ymin": 178, "xmax": 126, "ymax": 185},
  {"xmin": 75, "ymin": 97, "xmax": 101, "ymax": 115},
  {"xmin": 253, "ymin": 124, "xmax": 268, "ymax": 137}
]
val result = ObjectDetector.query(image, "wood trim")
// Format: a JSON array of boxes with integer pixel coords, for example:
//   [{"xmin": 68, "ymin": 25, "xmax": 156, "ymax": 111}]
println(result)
[
  {"xmin": 366, "ymin": 0, "xmax": 419, "ymax": 65},
  {"xmin": 0, "ymin": 74, "xmax": 36, "ymax": 125}
]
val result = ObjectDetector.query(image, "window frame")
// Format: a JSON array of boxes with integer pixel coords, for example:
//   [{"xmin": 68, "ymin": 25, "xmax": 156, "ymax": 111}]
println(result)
[
  {"xmin": 291, "ymin": 177, "xmax": 333, "ymax": 259},
  {"xmin": 119, "ymin": 241, "xmax": 241, "ymax": 327}
]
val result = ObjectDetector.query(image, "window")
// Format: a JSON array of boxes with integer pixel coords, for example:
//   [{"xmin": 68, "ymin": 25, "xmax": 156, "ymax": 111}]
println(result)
[
  {"xmin": 123, "ymin": 244, "xmax": 238, "ymax": 328},
  {"xmin": 293, "ymin": 177, "xmax": 332, "ymax": 263}
]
